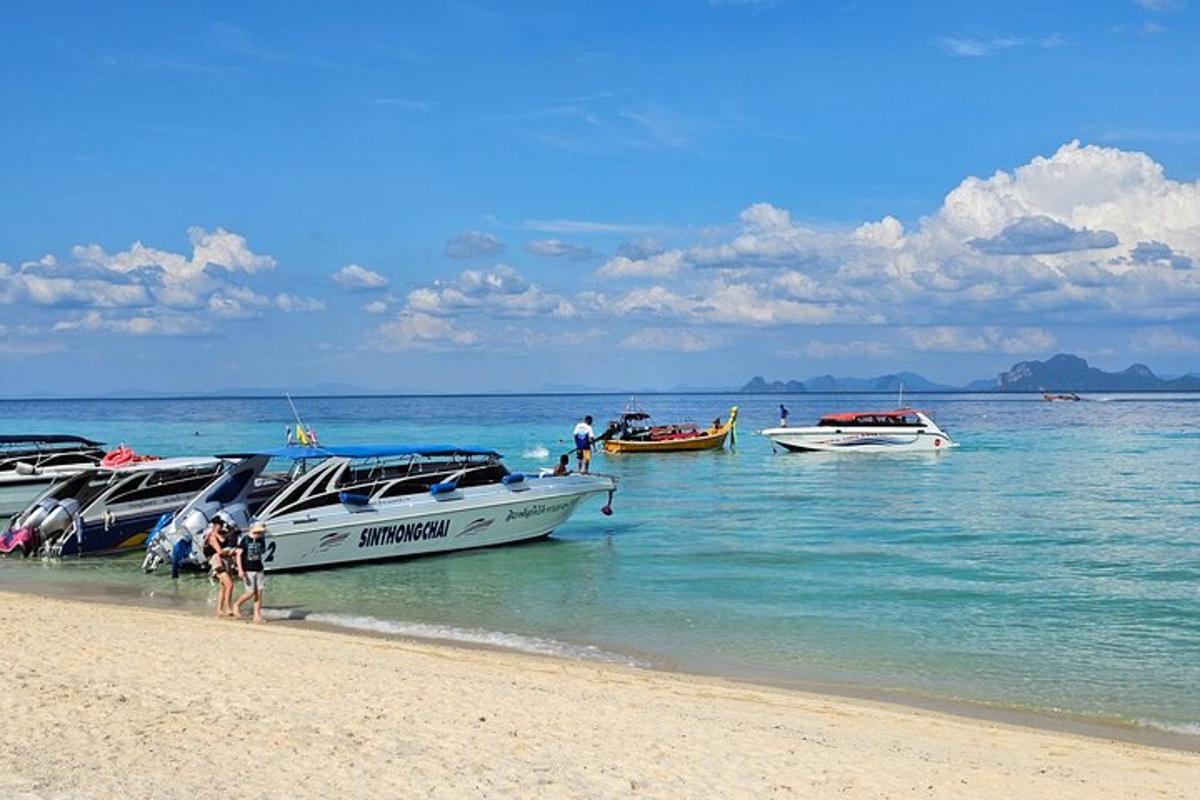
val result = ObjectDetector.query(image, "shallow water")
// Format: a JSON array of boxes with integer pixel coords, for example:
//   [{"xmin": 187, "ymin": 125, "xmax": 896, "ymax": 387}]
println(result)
[{"xmin": 2, "ymin": 392, "xmax": 1198, "ymax": 735}]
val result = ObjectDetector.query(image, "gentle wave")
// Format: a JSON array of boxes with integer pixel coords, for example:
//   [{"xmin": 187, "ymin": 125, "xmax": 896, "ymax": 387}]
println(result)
[
  {"xmin": 1134, "ymin": 718, "xmax": 1200, "ymax": 736},
  {"xmin": 522, "ymin": 445, "xmax": 550, "ymax": 459},
  {"xmin": 274, "ymin": 609, "xmax": 645, "ymax": 667}
]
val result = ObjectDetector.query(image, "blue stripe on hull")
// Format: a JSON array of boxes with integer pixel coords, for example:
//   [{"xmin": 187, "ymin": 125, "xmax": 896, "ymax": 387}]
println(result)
[{"xmin": 57, "ymin": 512, "xmax": 161, "ymax": 556}]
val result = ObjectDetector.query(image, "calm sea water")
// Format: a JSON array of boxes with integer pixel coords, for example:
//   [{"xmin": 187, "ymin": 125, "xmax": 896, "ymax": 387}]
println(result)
[{"xmin": 2, "ymin": 393, "xmax": 1198, "ymax": 735}]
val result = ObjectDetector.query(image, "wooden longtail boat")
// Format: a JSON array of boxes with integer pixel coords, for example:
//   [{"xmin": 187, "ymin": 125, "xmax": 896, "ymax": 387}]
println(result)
[{"xmin": 602, "ymin": 406, "xmax": 737, "ymax": 454}]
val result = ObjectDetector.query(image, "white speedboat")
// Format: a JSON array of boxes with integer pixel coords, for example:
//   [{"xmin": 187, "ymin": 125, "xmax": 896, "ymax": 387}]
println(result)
[
  {"xmin": 762, "ymin": 408, "xmax": 955, "ymax": 453},
  {"xmin": 0, "ymin": 435, "xmax": 106, "ymax": 518},
  {"xmin": 0, "ymin": 457, "xmax": 234, "ymax": 558},
  {"xmin": 142, "ymin": 443, "xmax": 617, "ymax": 574}
]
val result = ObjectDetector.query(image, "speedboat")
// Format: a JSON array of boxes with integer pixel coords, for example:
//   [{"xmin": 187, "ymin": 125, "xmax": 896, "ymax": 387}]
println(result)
[
  {"xmin": 761, "ymin": 408, "xmax": 955, "ymax": 453},
  {"xmin": 142, "ymin": 443, "xmax": 617, "ymax": 574},
  {"xmin": 1042, "ymin": 391, "xmax": 1082, "ymax": 402},
  {"xmin": 0, "ymin": 435, "xmax": 106, "ymax": 518},
  {"xmin": 0, "ymin": 457, "xmax": 233, "ymax": 558},
  {"xmin": 602, "ymin": 405, "xmax": 738, "ymax": 453}
]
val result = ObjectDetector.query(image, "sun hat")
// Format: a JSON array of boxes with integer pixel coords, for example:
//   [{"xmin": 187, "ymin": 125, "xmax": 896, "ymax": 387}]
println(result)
[{"xmin": 249, "ymin": 521, "xmax": 268, "ymax": 534}]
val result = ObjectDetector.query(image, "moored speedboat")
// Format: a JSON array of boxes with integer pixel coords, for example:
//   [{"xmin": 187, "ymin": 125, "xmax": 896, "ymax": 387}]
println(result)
[
  {"xmin": 602, "ymin": 405, "xmax": 737, "ymax": 454},
  {"xmin": 761, "ymin": 408, "xmax": 955, "ymax": 453},
  {"xmin": 142, "ymin": 443, "xmax": 617, "ymax": 574},
  {"xmin": 0, "ymin": 457, "xmax": 233, "ymax": 558},
  {"xmin": 0, "ymin": 435, "xmax": 106, "ymax": 518}
]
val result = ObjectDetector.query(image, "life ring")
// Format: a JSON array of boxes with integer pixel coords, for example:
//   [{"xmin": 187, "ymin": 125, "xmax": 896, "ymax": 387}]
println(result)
[
  {"xmin": 102, "ymin": 446, "xmax": 134, "ymax": 467},
  {"xmin": 933, "ymin": 438, "xmax": 942, "ymax": 448},
  {"xmin": 101, "ymin": 446, "xmax": 158, "ymax": 468}
]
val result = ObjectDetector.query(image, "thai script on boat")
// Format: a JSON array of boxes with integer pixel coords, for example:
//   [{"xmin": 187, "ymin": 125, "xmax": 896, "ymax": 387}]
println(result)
[
  {"xmin": 358, "ymin": 518, "xmax": 449, "ymax": 548},
  {"xmin": 505, "ymin": 500, "xmax": 573, "ymax": 522}
]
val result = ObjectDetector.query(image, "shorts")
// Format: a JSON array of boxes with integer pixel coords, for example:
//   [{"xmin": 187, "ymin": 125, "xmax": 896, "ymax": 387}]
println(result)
[
  {"xmin": 577, "ymin": 448, "xmax": 591, "ymax": 463},
  {"xmin": 243, "ymin": 571, "xmax": 265, "ymax": 593},
  {"xmin": 210, "ymin": 554, "xmax": 227, "ymax": 574}
]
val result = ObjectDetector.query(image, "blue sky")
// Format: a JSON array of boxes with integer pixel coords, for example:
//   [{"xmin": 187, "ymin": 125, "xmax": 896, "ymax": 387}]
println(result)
[{"xmin": 1, "ymin": 0, "xmax": 1198, "ymax": 393}]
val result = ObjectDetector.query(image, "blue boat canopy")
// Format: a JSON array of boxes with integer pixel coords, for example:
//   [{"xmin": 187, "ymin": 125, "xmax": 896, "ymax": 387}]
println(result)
[{"xmin": 220, "ymin": 444, "xmax": 502, "ymax": 460}]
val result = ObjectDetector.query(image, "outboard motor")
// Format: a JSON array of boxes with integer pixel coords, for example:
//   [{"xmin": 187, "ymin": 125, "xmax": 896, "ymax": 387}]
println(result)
[
  {"xmin": 36, "ymin": 498, "xmax": 81, "ymax": 540},
  {"xmin": 15, "ymin": 497, "xmax": 57, "ymax": 532}
]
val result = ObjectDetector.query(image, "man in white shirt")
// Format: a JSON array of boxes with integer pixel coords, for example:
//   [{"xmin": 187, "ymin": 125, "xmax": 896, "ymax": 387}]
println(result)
[{"xmin": 572, "ymin": 416, "xmax": 595, "ymax": 474}]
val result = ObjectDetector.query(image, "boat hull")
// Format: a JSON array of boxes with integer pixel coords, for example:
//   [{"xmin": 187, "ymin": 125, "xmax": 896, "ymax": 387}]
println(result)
[
  {"xmin": 258, "ymin": 476, "xmax": 615, "ymax": 572},
  {"xmin": 763, "ymin": 427, "xmax": 953, "ymax": 453},
  {"xmin": 603, "ymin": 429, "xmax": 729, "ymax": 453}
]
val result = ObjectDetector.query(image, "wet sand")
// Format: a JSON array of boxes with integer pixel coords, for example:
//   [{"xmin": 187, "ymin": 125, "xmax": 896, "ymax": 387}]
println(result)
[{"xmin": 1, "ymin": 591, "xmax": 1195, "ymax": 799}]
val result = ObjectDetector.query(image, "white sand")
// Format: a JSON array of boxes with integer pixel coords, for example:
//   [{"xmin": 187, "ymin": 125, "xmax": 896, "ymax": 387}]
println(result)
[{"xmin": 0, "ymin": 592, "xmax": 1194, "ymax": 799}]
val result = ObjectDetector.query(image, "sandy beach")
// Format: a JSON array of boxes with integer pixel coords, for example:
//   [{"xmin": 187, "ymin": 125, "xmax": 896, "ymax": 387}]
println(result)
[{"xmin": 0, "ymin": 591, "xmax": 1194, "ymax": 799}]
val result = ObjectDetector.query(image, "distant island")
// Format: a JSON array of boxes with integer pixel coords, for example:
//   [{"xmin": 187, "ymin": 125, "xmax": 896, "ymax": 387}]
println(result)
[{"xmin": 743, "ymin": 354, "xmax": 1200, "ymax": 393}]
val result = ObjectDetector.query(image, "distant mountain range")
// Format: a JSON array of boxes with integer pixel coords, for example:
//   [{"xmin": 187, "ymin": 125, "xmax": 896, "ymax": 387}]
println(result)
[
  {"xmin": 992, "ymin": 354, "xmax": 1200, "ymax": 391},
  {"xmin": 743, "ymin": 354, "xmax": 1200, "ymax": 393}
]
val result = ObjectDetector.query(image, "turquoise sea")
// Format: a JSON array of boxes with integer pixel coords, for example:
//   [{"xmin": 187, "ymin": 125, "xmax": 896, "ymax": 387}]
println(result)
[{"xmin": 2, "ymin": 393, "xmax": 1198, "ymax": 738}]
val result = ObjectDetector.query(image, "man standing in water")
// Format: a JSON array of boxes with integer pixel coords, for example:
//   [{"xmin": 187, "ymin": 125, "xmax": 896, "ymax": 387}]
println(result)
[
  {"xmin": 779, "ymin": 404, "xmax": 789, "ymax": 428},
  {"xmin": 573, "ymin": 415, "xmax": 595, "ymax": 474},
  {"xmin": 234, "ymin": 522, "xmax": 269, "ymax": 623}
]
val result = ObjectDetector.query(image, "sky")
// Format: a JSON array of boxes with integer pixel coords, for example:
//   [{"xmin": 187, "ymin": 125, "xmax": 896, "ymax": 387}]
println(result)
[{"xmin": 1, "ymin": 0, "xmax": 1198, "ymax": 394}]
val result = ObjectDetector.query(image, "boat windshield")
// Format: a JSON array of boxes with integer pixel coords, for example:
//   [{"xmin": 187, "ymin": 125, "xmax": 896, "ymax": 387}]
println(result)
[
  {"xmin": 256, "ymin": 452, "xmax": 506, "ymax": 519},
  {"xmin": 817, "ymin": 411, "xmax": 925, "ymax": 427}
]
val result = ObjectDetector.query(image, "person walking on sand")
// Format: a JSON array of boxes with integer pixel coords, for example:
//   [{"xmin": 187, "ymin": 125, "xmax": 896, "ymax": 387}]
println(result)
[
  {"xmin": 233, "ymin": 521, "xmax": 269, "ymax": 623},
  {"xmin": 573, "ymin": 415, "xmax": 595, "ymax": 474},
  {"xmin": 202, "ymin": 518, "xmax": 235, "ymax": 617}
]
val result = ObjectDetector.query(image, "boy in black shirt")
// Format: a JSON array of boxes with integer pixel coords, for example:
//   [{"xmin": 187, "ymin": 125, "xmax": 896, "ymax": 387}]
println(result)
[{"xmin": 233, "ymin": 521, "xmax": 269, "ymax": 623}]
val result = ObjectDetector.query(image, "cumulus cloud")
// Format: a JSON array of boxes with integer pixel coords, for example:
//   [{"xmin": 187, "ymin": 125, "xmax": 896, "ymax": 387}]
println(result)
[
  {"xmin": 372, "ymin": 311, "xmax": 478, "ymax": 351},
  {"xmin": 444, "ymin": 231, "xmax": 504, "ymax": 259},
  {"xmin": 524, "ymin": 239, "xmax": 595, "ymax": 260},
  {"xmin": 2, "ymin": 227, "xmax": 331, "ymax": 338},
  {"xmin": 1128, "ymin": 240, "xmax": 1193, "ymax": 269},
  {"xmin": 363, "ymin": 300, "xmax": 389, "ymax": 315},
  {"xmin": 353, "ymin": 141, "xmax": 1200, "ymax": 353},
  {"xmin": 597, "ymin": 250, "xmax": 686, "ymax": 279},
  {"xmin": 968, "ymin": 215, "xmax": 1118, "ymax": 255},
  {"xmin": 332, "ymin": 263, "xmax": 389, "ymax": 290},
  {"xmin": 406, "ymin": 265, "xmax": 575, "ymax": 318}
]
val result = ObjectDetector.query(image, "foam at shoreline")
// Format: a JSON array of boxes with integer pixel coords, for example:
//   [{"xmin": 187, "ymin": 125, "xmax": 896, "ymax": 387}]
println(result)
[{"xmin": 272, "ymin": 608, "xmax": 646, "ymax": 666}]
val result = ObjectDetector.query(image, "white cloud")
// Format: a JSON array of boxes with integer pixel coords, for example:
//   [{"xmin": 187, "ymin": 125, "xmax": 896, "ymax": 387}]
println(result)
[
  {"xmin": 801, "ymin": 339, "xmax": 895, "ymax": 359},
  {"xmin": 901, "ymin": 326, "xmax": 1056, "ymax": 354},
  {"xmin": 620, "ymin": 327, "xmax": 718, "ymax": 353},
  {"xmin": 406, "ymin": 265, "xmax": 575, "ymax": 318},
  {"xmin": 274, "ymin": 293, "xmax": 327, "ymax": 313},
  {"xmin": 444, "ymin": 231, "xmax": 504, "ymax": 259},
  {"xmin": 524, "ymin": 239, "xmax": 595, "ymax": 260},
  {"xmin": 597, "ymin": 250, "xmax": 686, "ymax": 279},
  {"xmin": 53, "ymin": 310, "xmax": 210, "ymax": 336},
  {"xmin": 363, "ymin": 300, "xmax": 389, "ymax": 315},
  {"xmin": 2, "ymin": 227, "xmax": 336, "ymax": 338},
  {"xmin": 372, "ymin": 311, "xmax": 478, "ymax": 351},
  {"xmin": 332, "ymin": 264, "xmax": 389, "ymax": 290},
  {"xmin": 1130, "ymin": 327, "xmax": 1200, "ymax": 353}
]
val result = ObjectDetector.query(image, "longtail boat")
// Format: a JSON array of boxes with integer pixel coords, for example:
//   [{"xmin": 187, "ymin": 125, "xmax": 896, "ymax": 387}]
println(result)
[{"xmin": 602, "ymin": 405, "xmax": 737, "ymax": 454}]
